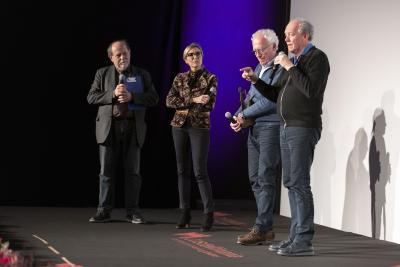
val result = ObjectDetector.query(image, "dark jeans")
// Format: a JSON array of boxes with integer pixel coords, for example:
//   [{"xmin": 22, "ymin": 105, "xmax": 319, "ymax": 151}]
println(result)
[
  {"xmin": 98, "ymin": 119, "xmax": 141, "ymax": 215},
  {"xmin": 248, "ymin": 123, "xmax": 280, "ymax": 233},
  {"xmin": 172, "ymin": 126, "xmax": 214, "ymax": 214},
  {"xmin": 280, "ymin": 126, "xmax": 321, "ymax": 244}
]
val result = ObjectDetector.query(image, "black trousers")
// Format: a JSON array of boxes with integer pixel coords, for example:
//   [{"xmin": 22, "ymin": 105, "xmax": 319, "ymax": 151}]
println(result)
[
  {"xmin": 98, "ymin": 119, "xmax": 141, "ymax": 215},
  {"xmin": 172, "ymin": 125, "xmax": 214, "ymax": 213}
]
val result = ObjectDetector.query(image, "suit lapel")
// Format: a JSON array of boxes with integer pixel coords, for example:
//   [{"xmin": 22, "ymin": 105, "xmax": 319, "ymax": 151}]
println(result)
[{"xmin": 105, "ymin": 66, "xmax": 117, "ymax": 92}]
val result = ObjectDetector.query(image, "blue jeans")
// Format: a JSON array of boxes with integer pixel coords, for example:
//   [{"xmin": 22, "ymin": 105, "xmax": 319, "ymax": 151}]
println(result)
[
  {"xmin": 280, "ymin": 126, "xmax": 321, "ymax": 244},
  {"xmin": 248, "ymin": 123, "xmax": 280, "ymax": 233}
]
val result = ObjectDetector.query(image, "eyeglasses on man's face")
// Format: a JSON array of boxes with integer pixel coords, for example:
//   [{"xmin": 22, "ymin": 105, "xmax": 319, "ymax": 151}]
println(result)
[
  {"xmin": 252, "ymin": 45, "xmax": 271, "ymax": 55},
  {"xmin": 187, "ymin": 51, "xmax": 202, "ymax": 58}
]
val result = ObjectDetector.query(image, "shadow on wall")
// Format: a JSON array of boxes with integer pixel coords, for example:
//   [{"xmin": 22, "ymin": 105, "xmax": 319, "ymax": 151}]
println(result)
[
  {"xmin": 369, "ymin": 108, "xmax": 391, "ymax": 239},
  {"xmin": 342, "ymin": 128, "xmax": 370, "ymax": 236}
]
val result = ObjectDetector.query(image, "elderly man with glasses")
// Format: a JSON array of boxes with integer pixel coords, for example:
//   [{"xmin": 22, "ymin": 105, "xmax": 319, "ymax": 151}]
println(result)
[{"xmin": 231, "ymin": 29, "xmax": 283, "ymax": 246}]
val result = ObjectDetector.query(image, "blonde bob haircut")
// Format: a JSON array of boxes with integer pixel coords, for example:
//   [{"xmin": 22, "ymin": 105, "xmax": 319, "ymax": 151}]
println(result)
[{"xmin": 183, "ymin": 42, "xmax": 203, "ymax": 59}]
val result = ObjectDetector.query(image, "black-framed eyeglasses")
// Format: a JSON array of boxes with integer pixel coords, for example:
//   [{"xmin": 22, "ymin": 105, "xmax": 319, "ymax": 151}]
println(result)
[
  {"xmin": 252, "ymin": 45, "xmax": 271, "ymax": 55},
  {"xmin": 187, "ymin": 51, "xmax": 202, "ymax": 58}
]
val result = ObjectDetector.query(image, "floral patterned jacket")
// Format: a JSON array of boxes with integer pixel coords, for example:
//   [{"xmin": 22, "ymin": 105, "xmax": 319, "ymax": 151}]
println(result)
[{"xmin": 166, "ymin": 68, "xmax": 217, "ymax": 129}]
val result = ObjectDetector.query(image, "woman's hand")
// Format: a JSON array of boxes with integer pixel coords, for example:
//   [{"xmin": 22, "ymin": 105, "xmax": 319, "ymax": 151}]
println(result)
[{"xmin": 192, "ymin": 95, "xmax": 210, "ymax": 104}]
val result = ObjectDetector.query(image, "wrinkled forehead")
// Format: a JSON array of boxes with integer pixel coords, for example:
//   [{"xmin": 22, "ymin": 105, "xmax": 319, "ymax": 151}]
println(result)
[
  {"xmin": 112, "ymin": 42, "xmax": 130, "ymax": 54},
  {"xmin": 252, "ymin": 36, "xmax": 268, "ymax": 46},
  {"xmin": 285, "ymin": 20, "xmax": 299, "ymax": 34}
]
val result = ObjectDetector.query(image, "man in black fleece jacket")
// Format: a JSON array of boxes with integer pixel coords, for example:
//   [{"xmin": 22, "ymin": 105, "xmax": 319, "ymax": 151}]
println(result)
[{"xmin": 240, "ymin": 18, "xmax": 330, "ymax": 256}]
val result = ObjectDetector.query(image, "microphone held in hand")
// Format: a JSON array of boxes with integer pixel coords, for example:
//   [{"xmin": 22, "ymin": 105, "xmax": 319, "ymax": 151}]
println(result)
[
  {"xmin": 225, "ymin": 112, "xmax": 237, "ymax": 124},
  {"xmin": 273, "ymin": 51, "xmax": 286, "ymax": 71},
  {"xmin": 118, "ymin": 74, "xmax": 126, "ymax": 84},
  {"xmin": 209, "ymin": 87, "xmax": 217, "ymax": 96},
  {"xmin": 195, "ymin": 86, "xmax": 216, "ymax": 111}
]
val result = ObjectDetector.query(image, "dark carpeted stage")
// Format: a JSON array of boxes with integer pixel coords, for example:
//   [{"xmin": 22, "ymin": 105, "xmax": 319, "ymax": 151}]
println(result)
[{"xmin": 1, "ymin": 200, "xmax": 399, "ymax": 267}]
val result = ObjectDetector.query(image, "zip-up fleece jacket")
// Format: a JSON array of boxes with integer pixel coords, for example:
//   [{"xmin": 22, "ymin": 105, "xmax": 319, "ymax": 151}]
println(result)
[{"xmin": 253, "ymin": 46, "xmax": 330, "ymax": 129}]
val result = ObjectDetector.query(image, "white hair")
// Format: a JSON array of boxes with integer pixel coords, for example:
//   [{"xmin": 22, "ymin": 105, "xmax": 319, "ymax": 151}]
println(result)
[
  {"xmin": 251, "ymin": 29, "xmax": 279, "ymax": 47},
  {"xmin": 293, "ymin": 18, "xmax": 314, "ymax": 41}
]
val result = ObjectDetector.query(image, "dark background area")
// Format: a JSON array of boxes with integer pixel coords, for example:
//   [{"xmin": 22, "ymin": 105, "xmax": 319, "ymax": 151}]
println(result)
[{"xmin": 2, "ymin": 0, "xmax": 290, "ymax": 209}]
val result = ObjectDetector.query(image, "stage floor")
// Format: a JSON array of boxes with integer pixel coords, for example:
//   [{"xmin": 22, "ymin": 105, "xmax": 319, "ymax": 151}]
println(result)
[{"xmin": 1, "ymin": 201, "xmax": 399, "ymax": 267}]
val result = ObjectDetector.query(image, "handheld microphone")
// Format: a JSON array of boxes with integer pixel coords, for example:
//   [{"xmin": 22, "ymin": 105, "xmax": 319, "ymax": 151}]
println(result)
[
  {"xmin": 118, "ymin": 74, "xmax": 125, "ymax": 84},
  {"xmin": 273, "ymin": 51, "xmax": 286, "ymax": 71},
  {"xmin": 225, "ymin": 112, "xmax": 237, "ymax": 124},
  {"xmin": 196, "ymin": 87, "xmax": 216, "ymax": 111},
  {"xmin": 209, "ymin": 87, "xmax": 217, "ymax": 96}
]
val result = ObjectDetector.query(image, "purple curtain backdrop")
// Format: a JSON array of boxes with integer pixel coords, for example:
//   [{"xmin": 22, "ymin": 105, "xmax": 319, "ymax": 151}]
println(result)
[{"xmin": 179, "ymin": 0, "xmax": 284, "ymax": 197}]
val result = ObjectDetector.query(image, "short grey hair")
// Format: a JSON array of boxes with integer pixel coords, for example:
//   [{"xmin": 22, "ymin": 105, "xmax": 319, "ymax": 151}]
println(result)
[
  {"xmin": 295, "ymin": 18, "xmax": 314, "ymax": 41},
  {"xmin": 107, "ymin": 39, "xmax": 131, "ymax": 57},
  {"xmin": 251, "ymin": 29, "xmax": 279, "ymax": 47}
]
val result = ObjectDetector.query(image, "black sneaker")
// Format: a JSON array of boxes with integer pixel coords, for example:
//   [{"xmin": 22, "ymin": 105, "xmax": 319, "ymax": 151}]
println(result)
[
  {"xmin": 126, "ymin": 212, "xmax": 147, "ymax": 224},
  {"xmin": 89, "ymin": 212, "xmax": 111, "ymax": 223},
  {"xmin": 268, "ymin": 239, "xmax": 293, "ymax": 251},
  {"xmin": 277, "ymin": 242, "xmax": 314, "ymax": 256}
]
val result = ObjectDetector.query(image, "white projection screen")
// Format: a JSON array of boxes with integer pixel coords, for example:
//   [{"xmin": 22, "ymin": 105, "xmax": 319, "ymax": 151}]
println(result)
[{"xmin": 280, "ymin": 0, "xmax": 400, "ymax": 243}]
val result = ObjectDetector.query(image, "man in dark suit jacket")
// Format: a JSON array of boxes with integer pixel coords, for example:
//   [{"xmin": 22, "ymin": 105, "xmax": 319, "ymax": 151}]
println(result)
[{"xmin": 87, "ymin": 39, "xmax": 159, "ymax": 223}]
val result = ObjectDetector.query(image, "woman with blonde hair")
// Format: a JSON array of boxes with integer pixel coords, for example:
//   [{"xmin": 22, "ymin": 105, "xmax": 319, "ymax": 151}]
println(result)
[{"xmin": 166, "ymin": 43, "xmax": 217, "ymax": 231}]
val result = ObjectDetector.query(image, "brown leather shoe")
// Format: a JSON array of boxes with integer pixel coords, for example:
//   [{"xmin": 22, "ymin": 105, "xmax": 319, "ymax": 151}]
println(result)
[
  {"xmin": 237, "ymin": 228, "xmax": 253, "ymax": 239},
  {"xmin": 237, "ymin": 229, "xmax": 275, "ymax": 240},
  {"xmin": 237, "ymin": 229, "xmax": 275, "ymax": 245}
]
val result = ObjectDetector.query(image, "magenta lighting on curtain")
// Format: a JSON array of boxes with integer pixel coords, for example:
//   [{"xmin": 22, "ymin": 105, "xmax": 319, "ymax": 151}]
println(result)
[{"xmin": 179, "ymin": 0, "xmax": 281, "ymax": 192}]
